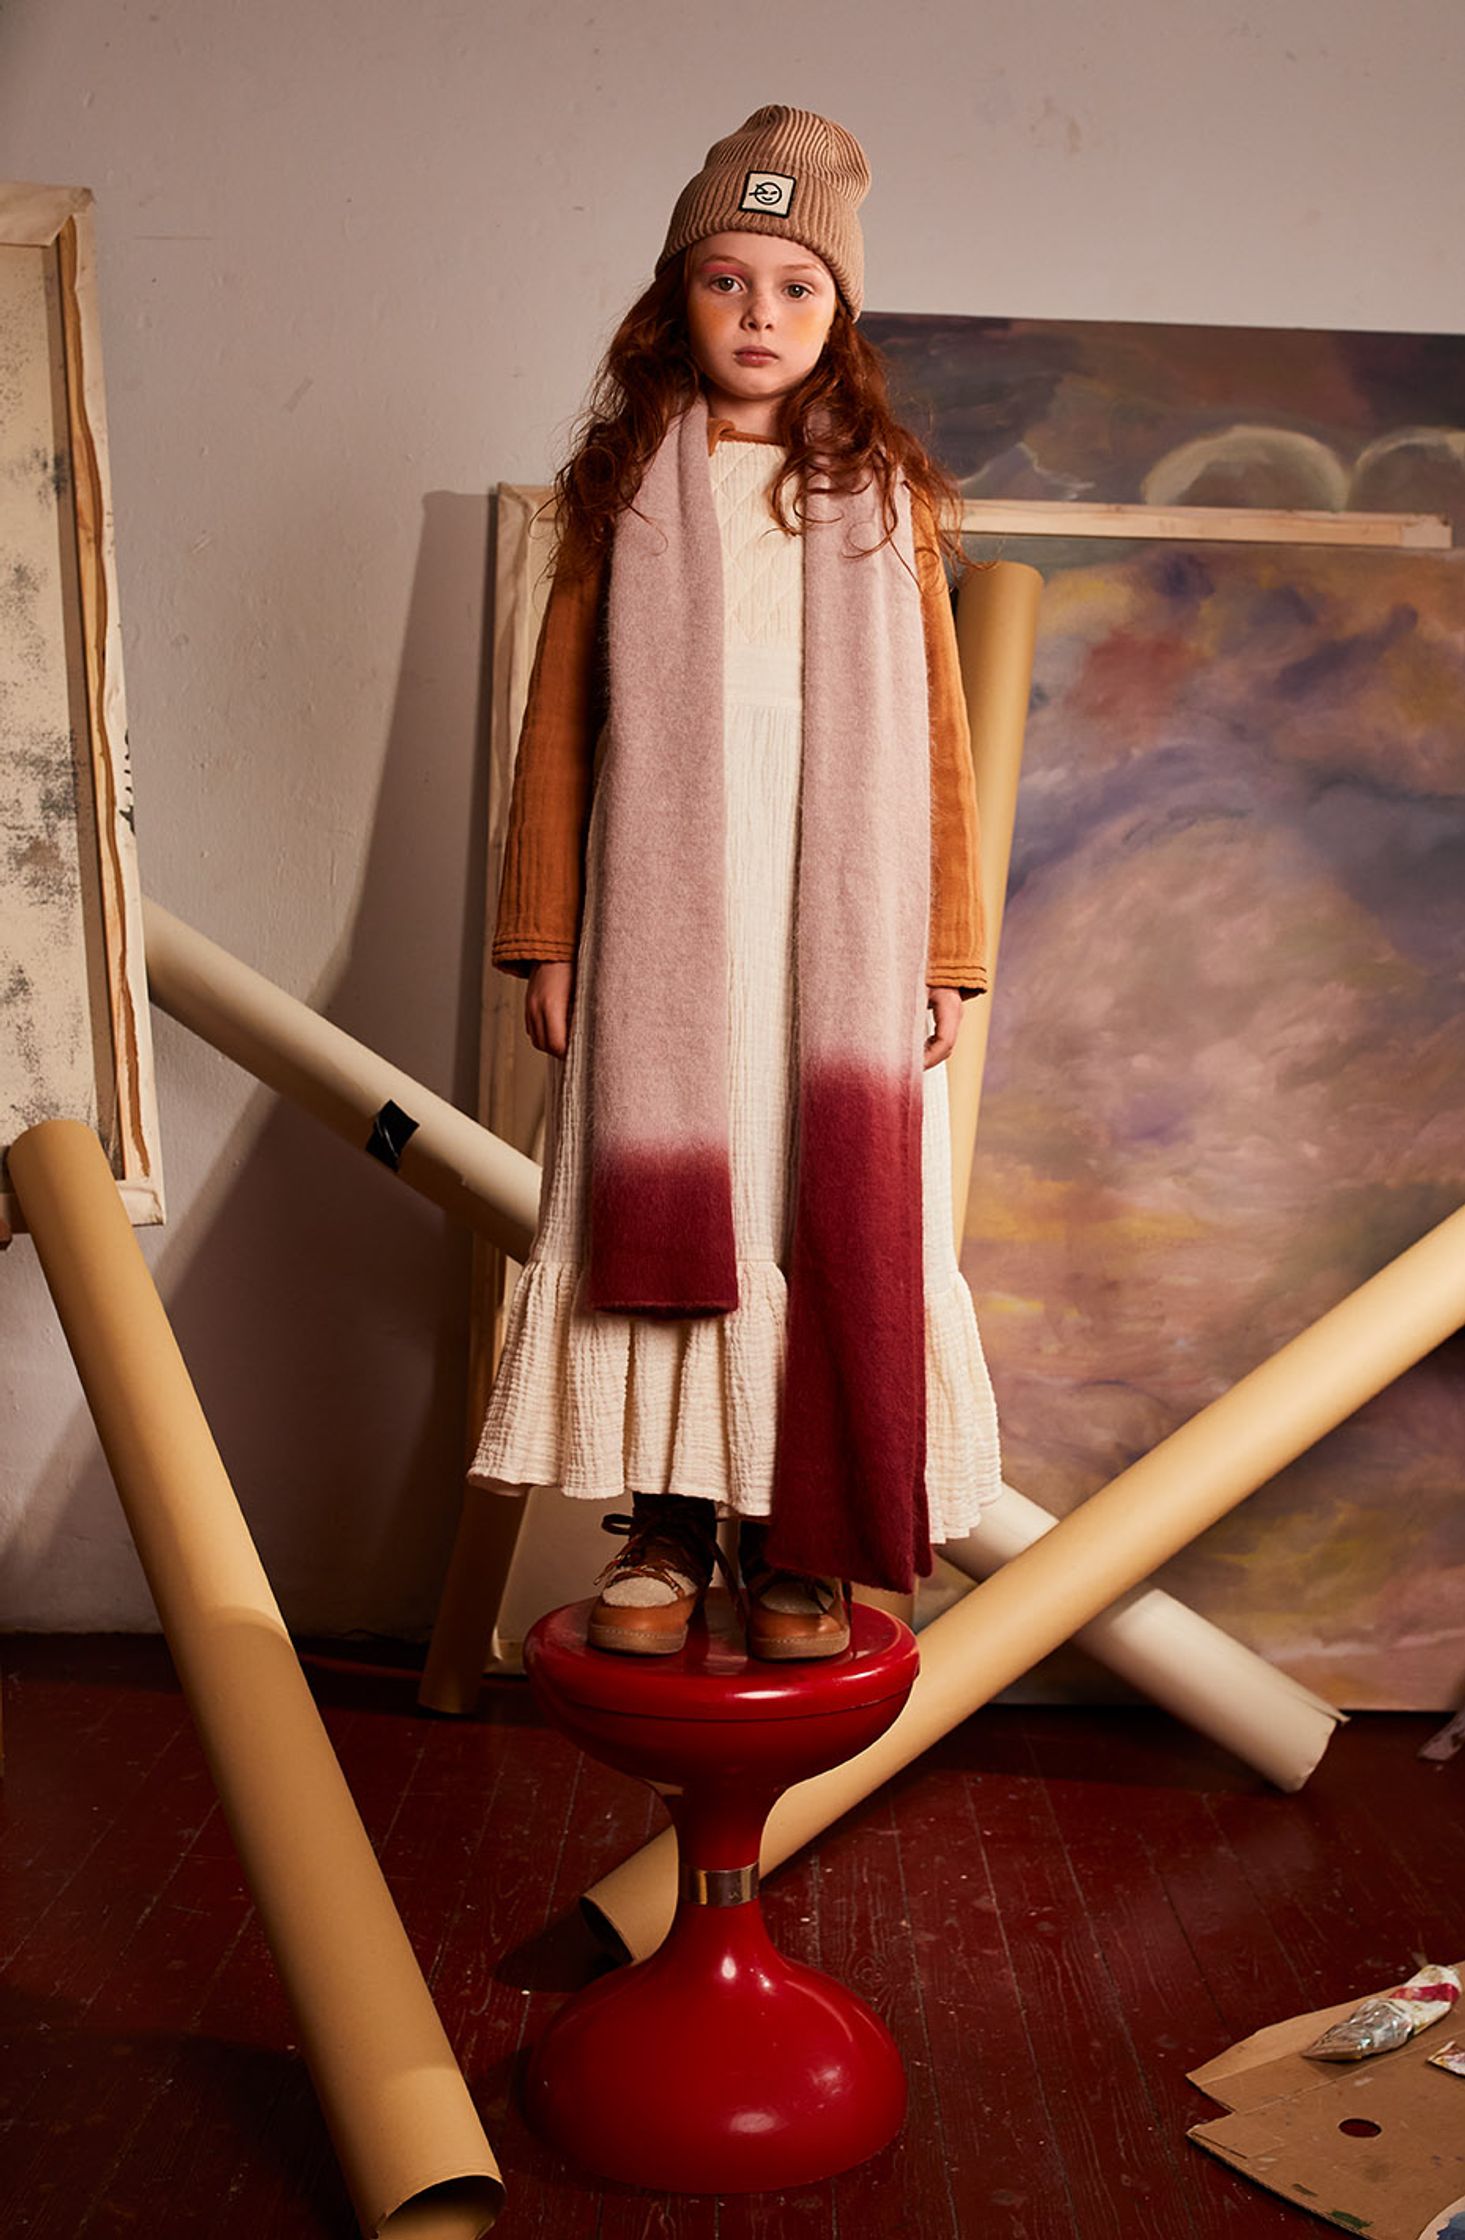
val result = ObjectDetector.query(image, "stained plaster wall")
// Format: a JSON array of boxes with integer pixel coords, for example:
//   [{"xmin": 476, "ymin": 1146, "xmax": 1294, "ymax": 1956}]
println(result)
[{"xmin": 2, "ymin": 0, "xmax": 1462, "ymax": 1632}]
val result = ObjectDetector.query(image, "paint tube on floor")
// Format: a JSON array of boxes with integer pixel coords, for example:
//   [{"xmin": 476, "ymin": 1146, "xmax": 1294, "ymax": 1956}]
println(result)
[
  {"xmin": 1303, "ymin": 1963, "xmax": 1461, "ymax": 2061},
  {"xmin": 1427, "ymin": 2039, "xmax": 1465, "ymax": 2078}
]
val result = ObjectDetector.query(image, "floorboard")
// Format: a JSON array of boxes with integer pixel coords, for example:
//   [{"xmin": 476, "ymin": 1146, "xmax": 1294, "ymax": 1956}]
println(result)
[
  {"xmin": 2, "ymin": 1638, "xmax": 1460, "ymax": 2239},
  {"xmin": 888, "ymin": 1732, "xmax": 1071, "ymax": 2240}
]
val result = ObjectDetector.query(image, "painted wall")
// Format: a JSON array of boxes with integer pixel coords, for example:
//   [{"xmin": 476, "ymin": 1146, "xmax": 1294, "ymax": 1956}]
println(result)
[{"xmin": 3, "ymin": 0, "xmax": 1463, "ymax": 1633}]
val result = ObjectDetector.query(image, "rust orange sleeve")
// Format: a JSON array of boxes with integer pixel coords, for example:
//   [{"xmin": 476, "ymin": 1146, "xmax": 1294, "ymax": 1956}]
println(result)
[
  {"xmin": 490, "ymin": 531, "xmax": 607, "ymax": 979},
  {"xmin": 914, "ymin": 490, "xmax": 989, "ymax": 998}
]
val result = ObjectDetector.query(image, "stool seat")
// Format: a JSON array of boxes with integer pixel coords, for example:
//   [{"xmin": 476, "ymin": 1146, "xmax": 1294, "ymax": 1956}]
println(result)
[
  {"xmin": 522, "ymin": 1594, "xmax": 920, "ymax": 2195},
  {"xmin": 529, "ymin": 1591, "xmax": 917, "ymax": 1719}
]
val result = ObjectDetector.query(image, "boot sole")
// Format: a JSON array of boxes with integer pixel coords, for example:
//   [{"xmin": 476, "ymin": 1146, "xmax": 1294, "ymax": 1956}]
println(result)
[
  {"xmin": 747, "ymin": 1631, "xmax": 851, "ymax": 1662},
  {"xmin": 586, "ymin": 1620, "xmax": 692, "ymax": 1656}
]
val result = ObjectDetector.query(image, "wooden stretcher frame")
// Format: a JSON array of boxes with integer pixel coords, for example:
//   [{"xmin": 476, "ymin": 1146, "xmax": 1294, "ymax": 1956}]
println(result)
[
  {"xmin": 434, "ymin": 482, "xmax": 1451, "ymax": 1695},
  {"xmin": 0, "ymin": 183, "xmax": 162, "ymax": 1236}
]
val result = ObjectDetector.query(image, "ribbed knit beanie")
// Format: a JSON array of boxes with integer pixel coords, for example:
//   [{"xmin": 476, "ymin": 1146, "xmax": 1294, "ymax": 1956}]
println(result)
[{"xmin": 657, "ymin": 104, "xmax": 871, "ymax": 319}]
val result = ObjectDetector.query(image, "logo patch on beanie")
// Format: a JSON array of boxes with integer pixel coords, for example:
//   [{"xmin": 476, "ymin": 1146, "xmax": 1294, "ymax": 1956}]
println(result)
[{"xmin": 739, "ymin": 170, "xmax": 797, "ymax": 216}]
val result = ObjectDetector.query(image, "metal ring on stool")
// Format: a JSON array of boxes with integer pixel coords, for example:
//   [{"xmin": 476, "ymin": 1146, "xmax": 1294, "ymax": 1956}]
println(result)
[{"xmin": 680, "ymin": 1861, "xmax": 760, "ymax": 1907}]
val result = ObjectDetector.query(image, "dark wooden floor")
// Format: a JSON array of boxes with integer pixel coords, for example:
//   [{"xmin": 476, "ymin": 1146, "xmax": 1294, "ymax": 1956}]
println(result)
[{"xmin": 1, "ymin": 1636, "xmax": 1459, "ymax": 2238}]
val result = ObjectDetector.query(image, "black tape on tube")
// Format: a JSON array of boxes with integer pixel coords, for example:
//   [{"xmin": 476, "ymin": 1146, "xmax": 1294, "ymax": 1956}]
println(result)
[{"xmin": 364, "ymin": 1099, "xmax": 420, "ymax": 1172}]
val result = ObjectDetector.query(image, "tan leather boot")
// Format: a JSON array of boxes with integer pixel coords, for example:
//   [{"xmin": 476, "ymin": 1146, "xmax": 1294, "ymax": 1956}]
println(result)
[
  {"xmin": 587, "ymin": 1496, "xmax": 721, "ymax": 1656},
  {"xmin": 739, "ymin": 1522, "xmax": 851, "ymax": 1661}
]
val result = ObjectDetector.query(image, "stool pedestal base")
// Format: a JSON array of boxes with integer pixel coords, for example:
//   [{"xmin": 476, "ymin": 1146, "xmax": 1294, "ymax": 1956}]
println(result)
[
  {"xmin": 522, "ymin": 1597, "xmax": 919, "ymax": 2195},
  {"xmin": 526, "ymin": 1896, "xmax": 905, "ymax": 2193}
]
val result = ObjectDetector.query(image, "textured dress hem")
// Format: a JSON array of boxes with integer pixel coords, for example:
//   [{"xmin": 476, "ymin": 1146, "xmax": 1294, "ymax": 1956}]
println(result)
[{"xmin": 467, "ymin": 1254, "xmax": 1003, "ymax": 1545}]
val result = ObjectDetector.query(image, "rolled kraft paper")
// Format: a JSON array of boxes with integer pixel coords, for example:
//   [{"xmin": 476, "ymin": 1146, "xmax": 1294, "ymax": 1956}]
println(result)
[
  {"xmin": 419, "ymin": 1102, "xmax": 554, "ymax": 1711},
  {"xmin": 142, "ymin": 898, "xmax": 538, "ymax": 1258},
  {"xmin": 584, "ymin": 1199, "xmax": 1465, "ymax": 1961},
  {"xmin": 9, "ymin": 1120, "xmax": 503, "ymax": 2240},
  {"xmin": 943, "ymin": 1485, "xmax": 1343, "ymax": 1792},
  {"xmin": 418, "ymin": 1483, "xmax": 530, "ymax": 1713},
  {"xmin": 946, "ymin": 560, "xmax": 1042, "ymax": 1249}
]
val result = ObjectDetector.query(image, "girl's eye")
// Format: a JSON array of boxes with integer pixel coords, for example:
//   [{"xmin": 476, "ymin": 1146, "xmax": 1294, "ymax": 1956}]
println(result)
[
  {"xmin": 709, "ymin": 274, "xmax": 741, "ymax": 292},
  {"xmin": 787, "ymin": 283, "xmax": 809, "ymax": 298}
]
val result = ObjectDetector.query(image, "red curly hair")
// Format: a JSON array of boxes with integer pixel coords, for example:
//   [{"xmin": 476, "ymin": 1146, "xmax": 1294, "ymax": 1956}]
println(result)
[{"xmin": 548, "ymin": 250, "xmax": 968, "ymax": 582}]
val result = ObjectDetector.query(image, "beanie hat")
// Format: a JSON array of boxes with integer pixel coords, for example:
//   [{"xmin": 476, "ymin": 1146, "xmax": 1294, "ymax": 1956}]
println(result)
[{"xmin": 657, "ymin": 104, "xmax": 871, "ymax": 319}]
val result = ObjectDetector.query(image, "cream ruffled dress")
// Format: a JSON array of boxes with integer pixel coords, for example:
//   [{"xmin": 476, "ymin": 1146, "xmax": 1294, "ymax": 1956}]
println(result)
[{"xmin": 470, "ymin": 437, "xmax": 1003, "ymax": 1544}]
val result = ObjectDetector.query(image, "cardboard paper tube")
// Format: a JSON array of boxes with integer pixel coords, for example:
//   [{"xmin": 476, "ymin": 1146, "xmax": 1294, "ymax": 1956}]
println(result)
[
  {"xmin": 143, "ymin": 899, "xmax": 538, "ymax": 1258},
  {"xmin": 942, "ymin": 1485, "xmax": 1342, "ymax": 1790},
  {"xmin": 584, "ymin": 1200, "xmax": 1465, "ymax": 1960},
  {"xmin": 418, "ymin": 1482, "xmax": 530, "ymax": 1712},
  {"xmin": 9, "ymin": 1119, "xmax": 503, "ymax": 2239},
  {"xmin": 946, "ymin": 560, "xmax": 1043, "ymax": 1244}
]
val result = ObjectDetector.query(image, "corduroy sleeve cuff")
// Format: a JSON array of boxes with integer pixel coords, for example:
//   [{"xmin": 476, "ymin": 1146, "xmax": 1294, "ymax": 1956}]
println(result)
[
  {"xmin": 491, "ymin": 938, "xmax": 578, "ymax": 980},
  {"xmin": 927, "ymin": 962, "xmax": 988, "ymax": 1001}
]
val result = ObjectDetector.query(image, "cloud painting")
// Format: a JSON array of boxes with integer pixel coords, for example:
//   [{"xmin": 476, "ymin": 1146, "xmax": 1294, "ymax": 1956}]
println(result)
[{"xmin": 864, "ymin": 311, "xmax": 1465, "ymax": 1706}]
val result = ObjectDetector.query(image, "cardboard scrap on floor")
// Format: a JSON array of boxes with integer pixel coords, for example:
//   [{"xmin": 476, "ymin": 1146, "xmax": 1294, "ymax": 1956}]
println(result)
[{"xmin": 1188, "ymin": 1962, "xmax": 1465, "ymax": 2239}]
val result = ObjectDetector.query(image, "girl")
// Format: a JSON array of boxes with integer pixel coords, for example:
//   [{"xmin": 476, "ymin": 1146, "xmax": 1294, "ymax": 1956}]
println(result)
[{"xmin": 470, "ymin": 104, "xmax": 1003, "ymax": 1660}]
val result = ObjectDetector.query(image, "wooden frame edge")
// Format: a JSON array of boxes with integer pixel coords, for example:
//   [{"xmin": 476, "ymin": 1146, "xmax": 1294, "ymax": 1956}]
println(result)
[
  {"xmin": 959, "ymin": 496, "xmax": 1453, "ymax": 547},
  {"xmin": 0, "ymin": 182, "xmax": 164, "ymax": 1232}
]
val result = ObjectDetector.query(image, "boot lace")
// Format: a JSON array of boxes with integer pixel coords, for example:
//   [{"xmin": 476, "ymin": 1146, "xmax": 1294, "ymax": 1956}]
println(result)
[{"xmin": 594, "ymin": 1510, "xmax": 739, "ymax": 1598}]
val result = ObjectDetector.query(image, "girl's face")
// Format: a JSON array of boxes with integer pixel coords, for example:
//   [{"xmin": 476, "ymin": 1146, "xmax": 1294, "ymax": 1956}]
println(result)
[{"xmin": 683, "ymin": 230, "xmax": 838, "ymax": 433}]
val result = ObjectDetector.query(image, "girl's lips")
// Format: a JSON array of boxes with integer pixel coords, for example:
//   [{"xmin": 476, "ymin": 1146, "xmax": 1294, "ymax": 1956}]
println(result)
[{"xmin": 735, "ymin": 349, "xmax": 776, "ymax": 362}]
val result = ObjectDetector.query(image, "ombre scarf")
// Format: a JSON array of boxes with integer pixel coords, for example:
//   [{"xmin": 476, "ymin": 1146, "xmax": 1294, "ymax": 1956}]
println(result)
[{"xmin": 582, "ymin": 389, "xmax": 933, "ymax": 1593}]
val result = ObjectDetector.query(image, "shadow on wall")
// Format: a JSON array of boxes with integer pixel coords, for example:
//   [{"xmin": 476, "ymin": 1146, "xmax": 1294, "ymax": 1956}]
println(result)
[{"xmin": 12, "ymin": 492, "xmax": 499, "ymax": 1639}]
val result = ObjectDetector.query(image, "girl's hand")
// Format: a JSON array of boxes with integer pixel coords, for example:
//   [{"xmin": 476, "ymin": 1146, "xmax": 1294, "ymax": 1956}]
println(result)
[
  {"xmin": 525, "ymin": 960, "xmax": 575, "ymax": 1058},
  {"xmin": 924, "ymin": 986, "xmax": 963, "ymax": 1069}
]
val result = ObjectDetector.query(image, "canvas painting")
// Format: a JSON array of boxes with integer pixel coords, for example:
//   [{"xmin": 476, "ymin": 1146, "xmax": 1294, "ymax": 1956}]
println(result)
[{"xmin": 860, "ymin": 311, "xmax": 1465, "ymax": 1707}]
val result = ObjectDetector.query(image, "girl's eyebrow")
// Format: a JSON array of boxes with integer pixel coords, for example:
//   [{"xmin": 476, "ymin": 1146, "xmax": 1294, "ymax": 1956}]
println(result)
[{"xmin": 697, "ymin": 253, "xmax": 826, "ymax": 278}]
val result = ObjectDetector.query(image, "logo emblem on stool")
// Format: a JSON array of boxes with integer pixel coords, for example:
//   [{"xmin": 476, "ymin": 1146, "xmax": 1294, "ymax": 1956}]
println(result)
[{"xmin": 739, "ymin": 170, "xmax": 797, "ymax": 215}]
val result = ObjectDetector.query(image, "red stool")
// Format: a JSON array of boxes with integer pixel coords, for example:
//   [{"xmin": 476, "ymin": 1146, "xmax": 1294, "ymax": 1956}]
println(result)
[{"xmin": 521, "ymin": 1593, "xmax": 920, "ymax": 2195}]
